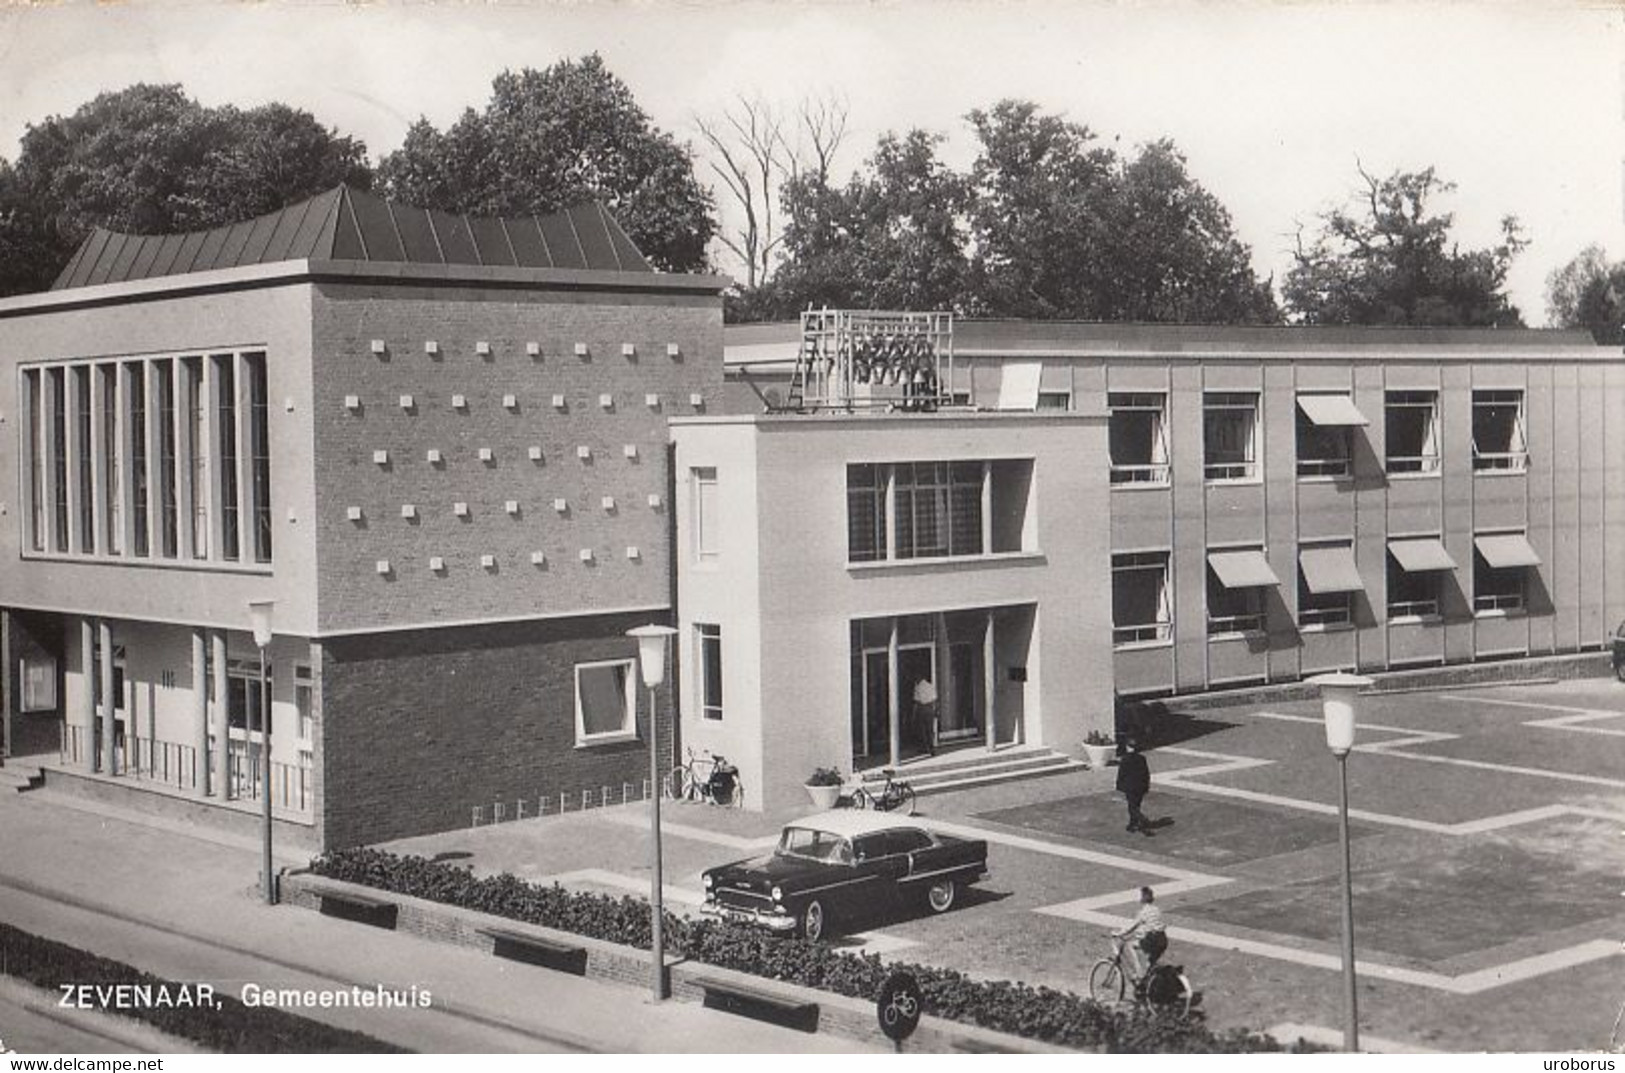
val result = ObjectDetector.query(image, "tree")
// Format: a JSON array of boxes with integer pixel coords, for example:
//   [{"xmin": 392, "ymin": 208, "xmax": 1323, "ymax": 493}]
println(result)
[
  {"xmin": 696, "ymin": 92, "xmax": 849, "ymax": 293},
  {"xmin": 964, "ymin": 101, "xmax": 1276, "ymax": 323},
  {"xmin": 2, "ymin": 83, "xmax": 370, "ymax": 296},
  {"xmin": 377, "ymin": 54, "xmax": 715, "ymax": 273},
  {"xmin": 1545, "ymin": 245, "xmax": 1625, "ymax": 345},
  {"xmin": 766, "ymin": 129, "xmax": 970, "ymax": 317},
  {"xmin": 1283, "ymin": 164, "xmax": 1527, "ymax": 327}
]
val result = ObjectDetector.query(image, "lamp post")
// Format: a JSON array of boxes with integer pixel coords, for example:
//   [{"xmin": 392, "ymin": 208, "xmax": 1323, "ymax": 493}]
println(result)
[
  {"xmin": 248, "ymin": 600, "xmax": 276, "ymax": 906},
  {"xmin": 628, "ymin": 624, "xmax": 677, "ymax": 1001},
  {"xmin": 1309, "ymin": 671, "xmax": 1371, "ymax": 1053}
]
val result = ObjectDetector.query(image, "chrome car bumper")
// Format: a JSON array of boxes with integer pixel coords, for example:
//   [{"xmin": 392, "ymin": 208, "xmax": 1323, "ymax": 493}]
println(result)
[{"xmin": 700, "ymin": 901, "xmax": 799, "ymax": 932}]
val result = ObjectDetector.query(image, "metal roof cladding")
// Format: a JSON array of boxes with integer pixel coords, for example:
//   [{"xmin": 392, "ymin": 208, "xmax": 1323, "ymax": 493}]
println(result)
[{"xmin": 50, "ymin": 185, "xmax": 654, "ymax": 290}]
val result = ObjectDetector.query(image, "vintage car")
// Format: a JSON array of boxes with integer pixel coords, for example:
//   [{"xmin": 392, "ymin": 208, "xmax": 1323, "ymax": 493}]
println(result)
[{"xmin": 700, "ymin": 810, "xmax": 989, "ymax": 941}]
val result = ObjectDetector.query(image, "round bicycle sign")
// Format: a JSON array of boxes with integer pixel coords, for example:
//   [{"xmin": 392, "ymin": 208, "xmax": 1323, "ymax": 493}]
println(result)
[{"xmin": 876, "ymin": 970, "xmax": 922, "ymax": 1043}]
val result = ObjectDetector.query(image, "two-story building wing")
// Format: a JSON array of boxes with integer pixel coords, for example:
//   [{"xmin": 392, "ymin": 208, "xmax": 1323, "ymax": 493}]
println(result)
[{"xmin": 724, "ymin": 319, "xmax": 1625, "ymax": 699}]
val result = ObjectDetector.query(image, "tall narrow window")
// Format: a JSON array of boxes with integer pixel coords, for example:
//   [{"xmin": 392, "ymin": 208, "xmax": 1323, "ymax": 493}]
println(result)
[
  {"xmin": 155, "ymin": 360, "xmax": 178, "ymax": 558},
  {"xmin": 48, "ymin": 367, "xmax": 67, "ymax": 553},
  {"xmin": 213, "ymin": 354, "xmax": 239, "ymax": 561},
  {"xmin": 100, "ymin": 364, "xmax": 121, "ymax": 555},
  {"xmin": 1203, "ymin": 392, "xmax": 1259, "ymax": 482},
  {"xmin": 183, "ymin": 356, "xmax": 207, "ymax": 559},
  {"xmin": 692, "ymin": 466, "xmax": 718, "ymax": 561},
  {"xmin": 697, "ymin": 624, "xmax": 723, "ymax": 721},
  {"xmin": 1385, "ymin": 391, "xmax": 1440, "ymax": 474},
  {"xmin": 22, "ymin": 369, "xmax": 42, "ymax": 551},
  {"xmin": 1109, "ymin": 392, "xmax": 1170, "ymax": 485},
  {"xmin": 846, "ymin": 463, "xmax": 887, "ymax": 562},
  {"xmin": 245, "ymin": 352, "xmax": 271, "ymax": 563},
  {"xmin": 127, "ymin": 363, "xmax": 149, "ymax": 557},
  {"xmin": 73, "ymin": 366, "xmax": 93, "ymax": 553}
]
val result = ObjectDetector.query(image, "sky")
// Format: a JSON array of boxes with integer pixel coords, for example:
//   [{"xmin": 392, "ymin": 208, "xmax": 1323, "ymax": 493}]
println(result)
[{"xmin": 0, "ymin": 0, "xmax": 1620, "ymax": 325}]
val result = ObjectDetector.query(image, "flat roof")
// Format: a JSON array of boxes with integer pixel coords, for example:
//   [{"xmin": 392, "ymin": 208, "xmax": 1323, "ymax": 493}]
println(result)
[{"xmin": 726, "ymin": 318, "xmax": 1610, "ymax": 365}]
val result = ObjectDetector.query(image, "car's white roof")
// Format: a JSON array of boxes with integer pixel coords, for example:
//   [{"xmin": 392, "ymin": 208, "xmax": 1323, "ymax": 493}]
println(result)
[{"xmin": 785, "ymin": 810, "xmax": 929, "ymax": 838}]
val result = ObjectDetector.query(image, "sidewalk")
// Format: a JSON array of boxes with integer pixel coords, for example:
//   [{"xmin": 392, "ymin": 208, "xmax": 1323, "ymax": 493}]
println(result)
[{"xmin": 0, "ymin": 788, "xmax": 877, "ymax": 1053}]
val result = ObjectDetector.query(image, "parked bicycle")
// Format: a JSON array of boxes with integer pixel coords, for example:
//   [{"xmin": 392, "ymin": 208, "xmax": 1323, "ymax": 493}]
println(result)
[
  {"xmin": 1088, "ymin": 935, "xmax": 1194, "ymax": 1017},
  {"xmin": 664, "ymin": 748, "xmax": 744, "ymax": 807},
  {"xmin": 847, "ymin": 768, "xmax": 917, "ymax": 815}
]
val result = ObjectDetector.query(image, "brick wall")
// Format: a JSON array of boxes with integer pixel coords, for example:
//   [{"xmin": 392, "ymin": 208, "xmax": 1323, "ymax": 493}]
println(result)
[
  {"xmin": 310, "ymin": 282, "xmax": 721, "ymax": 633},
  {"xmin": 319, "ymin": 610, "xmax": 676, "ymax": 848}
]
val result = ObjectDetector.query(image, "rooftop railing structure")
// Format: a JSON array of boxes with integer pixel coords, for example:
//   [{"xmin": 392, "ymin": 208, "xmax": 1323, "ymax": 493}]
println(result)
[{"xmin": 786, "ymin": 309, "xmax": 954, "ymax": 413}]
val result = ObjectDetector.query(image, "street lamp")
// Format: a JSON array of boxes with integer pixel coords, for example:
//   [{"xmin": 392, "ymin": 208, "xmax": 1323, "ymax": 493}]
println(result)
[
  {"xmin": 1309, "ymin": 671, "xmax": 1372, "ymax": 1053},
  {"xmin": 628, "ymin": 623, "xmax": 677, "ymax": 1001},
  {"xmin": 248, "ymin": 599, "xmax": 276, "ymax": 906}
]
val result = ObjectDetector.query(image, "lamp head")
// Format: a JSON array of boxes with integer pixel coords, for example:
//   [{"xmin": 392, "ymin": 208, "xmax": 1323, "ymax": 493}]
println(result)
[
  {"xmin": 1308, "ymin": 672, "xmax": 1372, "ymax": 756},
  {"xmin": 247, "ymin": 599, "xmax": 276, "ymax": 649},
  {"xmin": 626, "ymin": 624, "xmax": 678, "ymax": 688}
]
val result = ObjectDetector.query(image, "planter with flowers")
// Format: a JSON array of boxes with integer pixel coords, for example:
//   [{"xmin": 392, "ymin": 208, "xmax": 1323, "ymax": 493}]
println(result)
[
  {"xmin": 1081, "ymin": 730, "xmax": 1116, "ymax": 770},
  {"xmin": 804, "ymin": 767, "xmax": 845, "ymax": 809}
]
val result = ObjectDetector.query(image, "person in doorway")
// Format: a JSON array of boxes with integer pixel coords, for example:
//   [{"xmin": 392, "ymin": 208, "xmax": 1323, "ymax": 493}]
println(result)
[
  {"xmin": 911, "ymin": 676, "xmax": 938, "ymax": 757},
  {"xmin": 1114, "ymin": 886, "xmax": 1168, "ymax": 982},
  {"xmin": 1116, "ymin": 736, "xmax": 1152, "ymax": 833}
]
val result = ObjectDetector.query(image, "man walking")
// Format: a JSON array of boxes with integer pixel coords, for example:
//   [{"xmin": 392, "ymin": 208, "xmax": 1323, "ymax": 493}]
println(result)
[
  {"xmin": 1116, "ymin": 736, "xmax": 1151, "ymax": 834},
  {"xmin": 911, "ymin": 676, "xmax": 937, "ymax": 757}
]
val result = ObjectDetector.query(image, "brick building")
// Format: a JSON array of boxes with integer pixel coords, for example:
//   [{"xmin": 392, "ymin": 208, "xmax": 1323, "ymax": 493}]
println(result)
[{"xmin": 0, "ymin": 186, "xmax": 726, "ymax": 849}]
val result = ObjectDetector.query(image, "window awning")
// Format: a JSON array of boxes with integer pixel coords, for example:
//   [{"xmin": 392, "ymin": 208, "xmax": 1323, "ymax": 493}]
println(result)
[
  {"xmin": 1388, "ymin": 538, "xmax": 1457, "ymax": 573},
  {"xmin": 997, "ymin": 362, "xmax": 1042, "ymax": 411},
  {"xmin": 1299, "ymin": 545, "xmax": 1364, "ymax": 594},
  {"xmin": 1208, "ymin": 549, "xmax": 1281, "ymax": 589},
  {"xmin": 1297, "ymin": 394, "xmax": 1370, "ymax": 427},
  {"xmin": 1475, "ymin": 533, "xmax": 1542, "ymax": 569}
]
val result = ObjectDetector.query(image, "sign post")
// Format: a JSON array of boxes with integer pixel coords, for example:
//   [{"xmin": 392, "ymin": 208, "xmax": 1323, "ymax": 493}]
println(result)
[{"xmin": 876, "ymin": 970, "xmax": 922, "ymax": 1052}]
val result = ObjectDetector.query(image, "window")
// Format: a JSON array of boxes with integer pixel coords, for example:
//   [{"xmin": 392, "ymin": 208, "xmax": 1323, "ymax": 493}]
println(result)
[
  {"xmin": 245, "ymin": 353, "xmax": 271, "ymax": 563},
  {"xmin": 847, "ymin": 463, "xmax": 887, "ymax": 562},
  {"xmin": 575, "ymin": 660, "xmax": 636, "ymax": 744},
  {"xmin": 73, "ymin": 366, "xmax": 93, "ymax": 553},
  {"xmin": 227, "ymin": 659, "xmax": 271, "ymax": 736},
  {"xmin": 693, "ymin": 467, "xmax": 719, "ymax": 560},
  {"xmin": 154, "ymin": 360, "xmax": 178, "ymax": 558},
  {"xmin": 1109, "ymin": 393, "xmax": 1170, "ymax": 485},
  {"xmin": 294, "ymin": 664, "xmax": 313, "ymax": 742},
  {"xmin": 19, "ymin": 350, "xmax": 267, "ymax": 567},
  {"xmin": 1112, "ymin": 551, "xmax": 1172, "ymax": 645},
  {"xmin": 1472, "ymin": 390, "xmax": 1527, "ymax": 472},
  {"xmin": 1385, "ymin": 391, "xmax": 1440, "ymax": 475},
  {"xmin": 1298, "ymin": 543, "xmax": 1362, "ymax": 627},
  {"xmin": 1387, "ymin": 537, "xmax": 1453, "ymax": 619},
  {"xmin": 1296, "ymin": 395, "xmax": 1367, "ymax": 478},
  {"xmin": 19, "ymin": 655, "xmax": 57, "ymax": 712},
  {"xmin": 21, "ymin": 370, "xmax": 42, "ymax": 551},
  {"xmin": 213, "ymin": 354, "xmax": 239, "ymax": 561},
  {"xmin": 1473, "ymin": 532, "xmax": 1540, "ymax": 613},
  {"xmin": 1036, "ymin": 390, "xmax": 1072, "ymax": 411},
  {"xmin": 127, "ymin": 362, "xmax": 149, "ymax": 557},
  {"xmin": 697, "ymin": 624, "xmax": 723, "ymax": 721},
  {"xmin": 1206, "ymin": 547, "xmax": 1276, "ymax": 635},
  {"xmin": 848, "ymin": 459, "xmax": 1029, "ymax": 563},
  {"xmin": 1204, "ymin": 392, "xmax": 1259, "ymax": 481},
  {"xmin": 895, "ymin": 462, "xmax": 983, "ymax": 559}
]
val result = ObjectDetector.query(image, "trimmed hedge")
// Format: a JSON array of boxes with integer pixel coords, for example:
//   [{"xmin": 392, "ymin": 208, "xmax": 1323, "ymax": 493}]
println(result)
[
  {"xmin": 0, "ymin": 921, "xmax": 405, "ymax": 1053},
  {"xmin": 310, "ymin": 847, "xmax": 1305, "ymax": 1053}
]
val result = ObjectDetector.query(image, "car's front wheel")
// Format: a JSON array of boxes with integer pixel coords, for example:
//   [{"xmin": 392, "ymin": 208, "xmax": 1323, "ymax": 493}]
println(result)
[
  {"xmin": 799, "ymin": 899, "xmax": 827, "ymax": 942},
  {"xmin": 926, "ymin": 879, "xmax": 957, "ymax": 914}
]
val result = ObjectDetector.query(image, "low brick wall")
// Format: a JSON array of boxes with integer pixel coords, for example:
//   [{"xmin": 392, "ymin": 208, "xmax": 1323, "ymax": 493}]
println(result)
[
  {"xmin": 1126, "ymin": 651, "xmax": 1612, "ymax": 716},
  {"xmin": 40, "ymin": 763, "xmax": 321, "ymax": 852},
  {"xmin": 280, "ymin": 871, "xmax": 1073, "ymax": 1053}
]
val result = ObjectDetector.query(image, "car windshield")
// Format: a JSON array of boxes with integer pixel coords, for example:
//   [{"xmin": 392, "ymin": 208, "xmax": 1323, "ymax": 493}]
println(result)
[{"xmin": 776, "ymin": 827, "xmax": 851, "ymax": 864}]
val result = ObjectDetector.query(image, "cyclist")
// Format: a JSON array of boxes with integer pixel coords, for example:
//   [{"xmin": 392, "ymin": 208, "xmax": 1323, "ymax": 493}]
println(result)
[{"xmin": 1113, "ymin": 886, "xmax": 1168, "ymax": 983}]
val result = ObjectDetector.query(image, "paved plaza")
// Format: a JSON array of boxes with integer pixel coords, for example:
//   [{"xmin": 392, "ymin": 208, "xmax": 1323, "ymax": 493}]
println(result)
[{"xmin": 387, "ymin": 677, "xmax": 1625, "ymax": 1051}]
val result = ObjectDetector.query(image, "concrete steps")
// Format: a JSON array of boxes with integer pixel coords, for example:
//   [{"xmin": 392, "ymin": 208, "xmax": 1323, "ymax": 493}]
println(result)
[
  {"xmin": 861, "ymin": 746, "xmax": 1085, "ymax": 797},
  {"xmin": 0, "ymin": 761, "xmax": 46, "ymax": 793}
]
